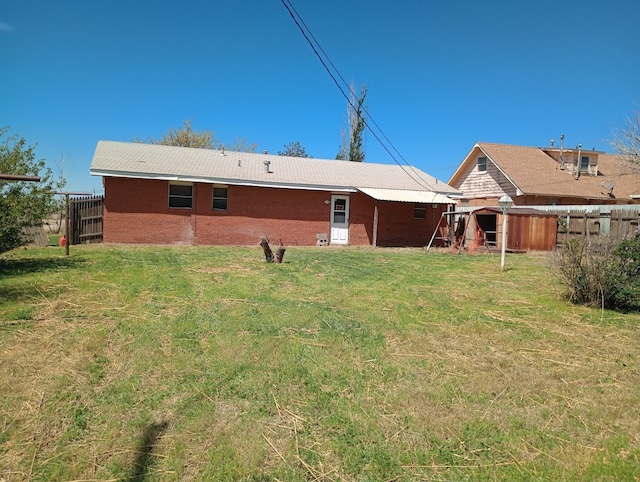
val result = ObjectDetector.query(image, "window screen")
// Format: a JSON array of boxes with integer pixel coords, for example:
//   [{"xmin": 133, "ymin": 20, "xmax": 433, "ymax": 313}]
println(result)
[
  {"xmin": 213, "ymin": 186, "xmax": 228, "ymax": 210},
  {"xmin": 169, "ymin": 183, "xmax": 193, "ymax": 208}
]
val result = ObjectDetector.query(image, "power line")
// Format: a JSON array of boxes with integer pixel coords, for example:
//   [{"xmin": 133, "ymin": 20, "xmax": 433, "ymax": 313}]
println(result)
[{"xmin": 280, "ymin": 0, "xmax": 438, "ymax": 190}]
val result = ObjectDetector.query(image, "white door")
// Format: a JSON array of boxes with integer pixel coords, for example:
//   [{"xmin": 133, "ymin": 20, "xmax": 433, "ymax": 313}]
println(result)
[{"xmin": 330, "ymin": 195, "xmax": 350, "ymax": 244}]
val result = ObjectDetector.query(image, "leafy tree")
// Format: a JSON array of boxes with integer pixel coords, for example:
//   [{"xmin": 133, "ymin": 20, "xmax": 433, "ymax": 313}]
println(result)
[
  {"xmin": 0, "ymin": 127, "xmax": 64, "ymax": 253},
  {"xmin": 278, "ymin": 141, "xmax": 310, "ymax": 158},
  {"xmin": 612, "ymin": 108, "xmax": 640, "ymax": 171},
  {"xmin": 336, "ymin": 84, "xmax": 367, "ymax": 162}
]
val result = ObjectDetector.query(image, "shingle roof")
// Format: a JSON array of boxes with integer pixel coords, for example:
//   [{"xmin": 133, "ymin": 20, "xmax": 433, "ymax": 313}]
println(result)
[
  {"xmin": 451, "ymin": 142, "xmax": 639, "ymax": 202},
  {"xmin": 90, "ymin": 141, "xmax": 459, "ymax": 195}
]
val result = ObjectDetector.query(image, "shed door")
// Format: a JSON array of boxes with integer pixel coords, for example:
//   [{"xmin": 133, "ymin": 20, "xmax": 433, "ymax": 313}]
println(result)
[{"xmin": 330, "ymin": 195, "xmax": 350, "ymax": 245}]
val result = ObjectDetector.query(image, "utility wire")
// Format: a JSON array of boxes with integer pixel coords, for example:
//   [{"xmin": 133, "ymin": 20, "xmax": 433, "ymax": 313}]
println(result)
[
  {"xmin": 280, "ymin": 0, "xmax": 439, "ymax": 190},
  {"xmin": 282, "ymin": 0, "xmax": 407, "ymax": 165}
]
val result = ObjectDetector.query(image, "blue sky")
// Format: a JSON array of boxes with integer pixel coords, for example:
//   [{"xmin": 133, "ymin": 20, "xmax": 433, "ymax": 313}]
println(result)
[{"xmin": 2, "ymin": 0, "xmax": 639, "ymax": 194}]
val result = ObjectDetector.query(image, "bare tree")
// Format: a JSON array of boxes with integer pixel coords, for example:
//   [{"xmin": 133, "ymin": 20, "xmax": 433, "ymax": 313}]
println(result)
[
  {"xmin": 226, "ymin": 136, "xmax": 258, "ymax": 153},
  {"xmin": 611, "ymin": 108, "xmax": 640, "ymax": 171},
  {"xmin": 136, "ymin": 119, "xmax": 259, "ymax": 152},
  {"xmin": 138, "ymin": 119, "xmax": 221, "ymax": 149}
]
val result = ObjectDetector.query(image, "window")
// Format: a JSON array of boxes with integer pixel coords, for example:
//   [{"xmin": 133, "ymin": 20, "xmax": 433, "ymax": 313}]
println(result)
[
  {"xmin": 414, "ymin": 203, "xmax": 426, "ymax": 219},
  {"xmin": 332, "ymin": 197, "xmax": 346, "ymax": 223},
  {"xmin": 213, "ymin": 185, "xmax": 228, "ymax": 211},
  {"xmin": 168, "ymin": 182, "xmax": 193, "ymax": 208},
  {"xmin": 477, "ymin": 156, "xmax": 487, "ymax": 172},
  {"xmin": 580, "ymin": 156, "xmax": 590, "ymax": 172}
]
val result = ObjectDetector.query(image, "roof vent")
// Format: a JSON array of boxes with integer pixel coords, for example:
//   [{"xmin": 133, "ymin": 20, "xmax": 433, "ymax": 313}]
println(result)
[{"xmin": 263, "ymin": 160, "xmax": 271, "ymax": 173}]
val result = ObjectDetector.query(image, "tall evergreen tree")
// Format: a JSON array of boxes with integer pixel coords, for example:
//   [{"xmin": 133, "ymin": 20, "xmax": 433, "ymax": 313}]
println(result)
[
  {"xmin": 278, "ymin": 141, "xmax": 310, "ymax": 158},
  {"xmin": 337, "ymin": 84, "xmax": 367, "ymax": 162}
]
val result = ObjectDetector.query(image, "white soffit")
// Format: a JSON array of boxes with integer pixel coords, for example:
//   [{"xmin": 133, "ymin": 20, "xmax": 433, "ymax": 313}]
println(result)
[{"xmin": 359, "ymin": 188, "xmax": 454, "ymax": 204}]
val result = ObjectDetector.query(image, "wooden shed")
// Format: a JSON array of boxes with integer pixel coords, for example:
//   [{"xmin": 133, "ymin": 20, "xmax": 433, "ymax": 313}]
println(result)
[
  {"xmin": 501, "ymin": 207, "xmax": 558, "ymax": 251},
  {"xmin": 429, "ymin": 207, "xmax": 558, "ymax": 252}
]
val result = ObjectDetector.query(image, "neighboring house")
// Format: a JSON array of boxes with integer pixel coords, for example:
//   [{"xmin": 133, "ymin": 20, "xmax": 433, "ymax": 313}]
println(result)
[
  {"xmin": 89, "ymin": 141, "xmax": 460, "ymax": 247},
  {"xmin": 448, "ymin": 142, "xmax": 640, "ymax": 206},
  {"xmin": 443, "ymin": 141, "xmax": 640, "ymax": 252}
]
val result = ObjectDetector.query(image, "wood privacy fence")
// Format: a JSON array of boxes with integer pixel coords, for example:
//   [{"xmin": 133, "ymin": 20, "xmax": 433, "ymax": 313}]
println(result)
[
  {"xmin": 555, "ymin": 208, "xmax": 640, "ymax": 245},
  {"xmin": 68, "ymin": 196, "xmax": 104, "ymax": 244}
]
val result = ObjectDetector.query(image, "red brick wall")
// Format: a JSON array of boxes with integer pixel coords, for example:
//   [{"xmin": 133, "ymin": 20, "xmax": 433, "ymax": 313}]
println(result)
[
  {"xmin": 372, "ymin": 200, "xmax": 448, "ymax": 247},
  {"xmin": 103, "ymin": 177, "xmax": 446, "ymax": 246}
]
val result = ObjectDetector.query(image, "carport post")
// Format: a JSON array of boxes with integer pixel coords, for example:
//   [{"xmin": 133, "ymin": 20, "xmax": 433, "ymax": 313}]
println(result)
[{"xmin": 372, "ymin": 201, "xmax": 379, "ymax": 247}]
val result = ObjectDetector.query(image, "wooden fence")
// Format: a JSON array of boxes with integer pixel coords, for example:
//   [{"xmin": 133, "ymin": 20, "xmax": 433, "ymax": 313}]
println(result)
[
  {"xmin": 68, "ymin": 196, "xmax": 104, "ymax": 244},
  {"xmin": 556, "ymin": 208, "xmax": 640, "ymax": 244}
]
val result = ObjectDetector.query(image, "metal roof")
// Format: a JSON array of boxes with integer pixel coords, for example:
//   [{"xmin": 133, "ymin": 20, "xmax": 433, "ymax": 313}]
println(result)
[
  {"xmin": 449, "ymin": 206, "xmax": 558, "ymax": 216},
  {"xmin": 358, "ymin": 187, "xmax": 454, "ymax": 204},
  {"xmin": 90, "ymin": 141, "xmax": 460, "ymax": 197}
]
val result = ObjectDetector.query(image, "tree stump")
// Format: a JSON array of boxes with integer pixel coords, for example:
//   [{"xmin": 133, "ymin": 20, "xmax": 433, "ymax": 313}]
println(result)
[
  {"xmin": 274, "ymin": 246, "xmax": 286, "ymax": 263},
  {"xmin": 260, "ymin": 238, "xmax": 286, "ymax": 263},
  {"xmin": 260, "ymin": 238, "xmax": 274, "ymax": 262}
]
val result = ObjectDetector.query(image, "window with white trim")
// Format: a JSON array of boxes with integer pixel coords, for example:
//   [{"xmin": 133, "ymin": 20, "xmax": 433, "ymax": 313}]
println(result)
[
  {"xmin": 580, "ymin": 156, "xmax": 590, "ymax": 172},
  {"xmin": 477, "ymin": 156, "xmax": 487, "ymax": 172},
  {"xmin": 168, "ymin": 182, "xmax": 193, "ymax": 208},
  {"xmin": 213, "ymin": 185, "xmax": 228, "ymax": 211}
]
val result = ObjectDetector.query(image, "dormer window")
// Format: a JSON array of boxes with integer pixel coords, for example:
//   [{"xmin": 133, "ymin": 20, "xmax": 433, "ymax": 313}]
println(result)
[
  {"xmin": 477, "ymin": 156, "xmax": 487, "ymax": 172},
  {"xmin": 580, "ymin": 156, "xmax": 590, "ymax": 172}
]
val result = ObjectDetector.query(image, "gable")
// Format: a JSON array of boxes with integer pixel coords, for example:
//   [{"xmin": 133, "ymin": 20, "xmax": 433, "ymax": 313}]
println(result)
[
  {"xmin": 450, "ymin": 142, "xmax": 640, "ymax": 203},
  {"xmin": 448, "ymin": 144, "xmax": 520, "ymax": 199}
]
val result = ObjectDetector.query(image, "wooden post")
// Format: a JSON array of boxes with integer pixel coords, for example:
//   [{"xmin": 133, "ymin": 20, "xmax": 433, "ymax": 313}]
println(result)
[
  {"xmin": 65, "ymin": 193, "xmax": 70, "ymax": 256},
  {"xmin": 55, "ymin": 191, "xmax": 92, "ymax": 255},
  {"xmin": 0, "ymin": 174, "xmax": 41, "ymax": 182},
  {"xmin": 372, "ymin": 201, "xmax": 379, "ymax": 247}
]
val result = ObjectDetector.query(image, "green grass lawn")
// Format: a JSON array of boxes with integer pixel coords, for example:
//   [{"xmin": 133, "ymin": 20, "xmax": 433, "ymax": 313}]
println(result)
[{"xmin": 1, "ymin": 245, "xmax": 639, "ymax": 481}]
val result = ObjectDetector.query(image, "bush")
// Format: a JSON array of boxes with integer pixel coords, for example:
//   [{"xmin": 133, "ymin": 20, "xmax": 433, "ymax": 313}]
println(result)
[
  {"xmin": 607, "ymin": 234, "xmax": 640, "ymax": 311},
  {"xmin": 551, "ymin": 234, "xmax": 640, "ymax": 312}
]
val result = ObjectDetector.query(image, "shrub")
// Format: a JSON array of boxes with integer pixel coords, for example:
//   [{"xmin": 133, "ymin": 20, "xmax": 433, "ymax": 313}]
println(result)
[
  {"xmin": 607, "ymin": 233, "xmax": 640, "ymax": 311},
  {"xmin": 551, "ymin": 234, "xmax": 640, "ymax": 312}
]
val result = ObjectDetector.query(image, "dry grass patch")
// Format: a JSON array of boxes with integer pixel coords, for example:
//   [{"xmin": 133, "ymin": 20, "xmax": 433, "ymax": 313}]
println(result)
[{"xmin": 1, "ymin": 245, "xmax": 639, "ymax": 481}]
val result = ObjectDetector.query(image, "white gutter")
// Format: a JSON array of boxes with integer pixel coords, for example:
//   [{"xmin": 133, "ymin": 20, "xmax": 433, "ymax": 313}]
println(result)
[{"xmin": 90, "ymin": 169, "xmax": 357, "ymax": 193}]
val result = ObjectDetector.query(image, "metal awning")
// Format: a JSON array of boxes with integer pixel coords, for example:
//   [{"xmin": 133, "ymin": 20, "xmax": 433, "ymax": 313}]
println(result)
[{"xmin": 358, "ymin": 188, "xmax": 455, "ymax": 204}]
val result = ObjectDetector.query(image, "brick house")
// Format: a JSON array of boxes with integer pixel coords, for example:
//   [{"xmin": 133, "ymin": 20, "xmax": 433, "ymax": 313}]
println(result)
[{"xmin": 90, "ymin": 141, "xmax": 459, "ymax": 247}]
